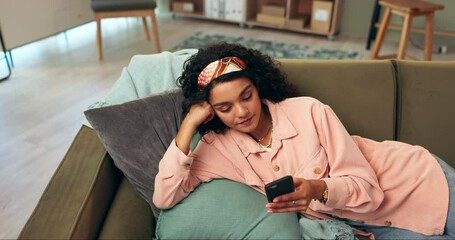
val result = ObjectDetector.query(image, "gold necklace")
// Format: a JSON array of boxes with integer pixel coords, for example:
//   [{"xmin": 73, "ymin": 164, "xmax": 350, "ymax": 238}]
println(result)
[
  {"xmin": 259, "ymin": 127, "xmax": 273, "ymax": 148},
  {"xmin": 256, "ymin": 124, "xmax": 272, "ymax": 142},
  {"xmin": 255, "ymin": 123, "xmax": 273, "ymax": 148}
]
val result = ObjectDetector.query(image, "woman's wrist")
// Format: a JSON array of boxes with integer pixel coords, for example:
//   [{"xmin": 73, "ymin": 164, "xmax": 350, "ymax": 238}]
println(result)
[
  {"xmin": 176, "ymin": 118, "xmax": 198, "ymax": 155},
  {"xmin": 309, "ymin": 180, "xmax": 328, "ymax": 203},
  {"xmin": 181, "ymin": 115, "xmax": 200, "ymax": 130}
]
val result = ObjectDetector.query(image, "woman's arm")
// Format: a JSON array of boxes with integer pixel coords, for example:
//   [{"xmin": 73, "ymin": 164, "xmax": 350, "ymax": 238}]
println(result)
[
  {"xmin": 153, "ymin": 101, "xmax": 215, "ymax": 209},
  {"xmin": 153, "ymin": 135, "xmax": 240, "ymax": 209},
  {"xmin": 317, "ymin": 104, "xmax": 384, "ymax": 212},
  {"xmin": 176, "ymin": 101, "xmax": 214, "ymax": 155},
  {"xmin": 153, "ymin": 139, "xmax": 201, "ymax": 209}
]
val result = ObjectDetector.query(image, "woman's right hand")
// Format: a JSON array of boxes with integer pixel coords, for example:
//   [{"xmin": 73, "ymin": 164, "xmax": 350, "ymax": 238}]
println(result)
[
  {"xmin": 175, "ymin": 101, "xmax": 214, "ymax": 155},
  {"xmin": 184, "ymin": 101, "xmax": 215, "ymax": 128}
]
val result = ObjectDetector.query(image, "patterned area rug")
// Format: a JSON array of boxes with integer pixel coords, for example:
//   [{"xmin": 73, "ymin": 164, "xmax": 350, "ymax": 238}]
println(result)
[{"xmin": 170, "ymin": 32, "xmax": 359, "ymax": 59}]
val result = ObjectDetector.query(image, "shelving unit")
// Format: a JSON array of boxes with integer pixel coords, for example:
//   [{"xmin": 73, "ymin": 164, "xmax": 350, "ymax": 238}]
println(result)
[{"xmin": 169, "ymin": 0, "xmax": 344, "ymax": 39}]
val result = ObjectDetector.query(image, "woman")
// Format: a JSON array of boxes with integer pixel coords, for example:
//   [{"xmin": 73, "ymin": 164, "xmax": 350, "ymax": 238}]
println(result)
[{"xmin": 153, "ymin": 43, "xmax": 454, "ymax": 239}]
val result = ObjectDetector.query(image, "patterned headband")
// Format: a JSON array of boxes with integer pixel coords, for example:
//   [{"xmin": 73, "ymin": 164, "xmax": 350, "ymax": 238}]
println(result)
[{"xmin": 197, "ymin": 57, "xmax": 247, "ymax": 89}]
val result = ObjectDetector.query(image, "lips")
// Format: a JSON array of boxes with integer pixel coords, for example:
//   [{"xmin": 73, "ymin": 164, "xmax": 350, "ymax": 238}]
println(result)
[{"xmin": 238, "ymin": 116, "xmax": 254, "ymax": 126}]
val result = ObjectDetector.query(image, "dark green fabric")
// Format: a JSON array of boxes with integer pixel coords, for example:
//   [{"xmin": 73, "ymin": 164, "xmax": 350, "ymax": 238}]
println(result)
[
  {"xmin": 156, "ymin": 179, "xmax": 301, "ymax": 239},
  {"xmin": 99, "ymin": 177, "xmax": 154, "ymax": 239},
  {"xmin": 91, "ymin": 0, "xmax": 156, "ymax": 12},
  {"xmin": 394, "ymin": 60, "xmax": 455, "ymax": 168},
  {"xmin": 279, "ymin": 59, "xmax": 396, "ymax": 142},
  {"xmin": 18, "ymin": 126, "xmax": 122, "ymax": 239}
]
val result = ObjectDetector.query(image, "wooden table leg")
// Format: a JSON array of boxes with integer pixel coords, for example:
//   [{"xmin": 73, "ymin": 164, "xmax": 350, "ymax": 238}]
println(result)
[
  {"xmin": 424, "ymin": 13, "xmax": 434, "ymax": 61},
  {"xmin": 96, "ymin": 16, "xmax": 103, "ymax": 60},
  {"xmin": 150, "ymin": 11, "xmax": 161, "ymax": 53},
  {"xmin": 142, "ymin": 17, "xmax": 151, "ymax": 41},
  {"xmin": 397, "ymin": 13, "xmax": 413, "ymax": 60},
  {"xmin": 371, "ymin": 7, "xmax": 392, "ymax": 59}
]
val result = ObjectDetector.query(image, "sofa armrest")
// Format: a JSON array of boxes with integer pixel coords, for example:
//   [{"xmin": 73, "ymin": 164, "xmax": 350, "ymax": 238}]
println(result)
[
  {"xmin": 99, "ymin": 177, "xmax": 155, "ymax": 239},
  {"xmin": 18, "ymin": 125, "xmax": 123, "ymax": 239}
]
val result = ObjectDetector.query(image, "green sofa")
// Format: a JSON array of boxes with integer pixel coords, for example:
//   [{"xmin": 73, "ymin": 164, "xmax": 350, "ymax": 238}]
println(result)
[{"xmin": 18, "ymin": 58, "xmax": 455, "ymax": 239}]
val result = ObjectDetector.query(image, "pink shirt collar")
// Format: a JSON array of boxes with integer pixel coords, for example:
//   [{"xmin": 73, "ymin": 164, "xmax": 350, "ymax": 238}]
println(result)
[{"xmin": 228, "ymin": 99, "xmax": 298, "ymax": 157}]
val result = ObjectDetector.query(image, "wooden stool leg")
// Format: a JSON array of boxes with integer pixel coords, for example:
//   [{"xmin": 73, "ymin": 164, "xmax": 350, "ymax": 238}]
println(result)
[
  {"xmin": 142, "ymin": 17, "xmax": 151, "ymax": 41},
  {"xmin": 371, "ymin": 7, "xmax": 392, "ymax": 59},
  {"xmin": 150, "ymin": 10, "xmax": 161, "ymax": 53},
  {"xmin": 424, "ymin": 12, "xmax": 435, "ymax": 61},
  {"xmin": 397, "ymin": 13, "xmax": 413, "ymax": 60},
  {"xmin": 96, "ymin": 16, "xmax": 103, "ymax": 60}
]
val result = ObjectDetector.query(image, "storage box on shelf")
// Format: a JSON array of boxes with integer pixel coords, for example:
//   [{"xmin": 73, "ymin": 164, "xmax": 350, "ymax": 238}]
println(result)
[
  {"xmin": 288, "ymin": 17, "xmax": 309, "ymax": 29},
  {"xmin": 288, "ymin": 0, "xmax": 311, "ymax": 29},
  {"xmin": 170, "ymin": 0, "xmax": 203, "ymax": 17},
  {"xmin": 311, "ymin": 0, "xmax": 333, "ymax": 33},
  {"xmin": 172, "ymin": 2, "xmax": 195, "ymax": 14},
  {"xmin": 169, "ymin": 0, "xmax": 343, "ymax": 39},
  {"xmin": 256, "ymin": 4, "xmax": 286, "ymax": 26},
  {"xmin": 262, "ymin": 4, "xmax": 286, "ymax": 16}
]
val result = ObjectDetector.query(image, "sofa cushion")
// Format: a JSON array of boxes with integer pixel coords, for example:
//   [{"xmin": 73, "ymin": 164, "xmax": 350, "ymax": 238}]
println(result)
[
  {"xmin": 84, "ymin": 89, "xmax": 184, "ymax": 219},
  {"xmin": 279, "ymin": 60, "xmax": 396, "ymax": 142},
  {"xmin": 155, "ymin": 179, "xmax": 301, "ymax": 239},
  {"xmin": 394, "ymin": 60, "xmax": 455, "ymax": 168}
]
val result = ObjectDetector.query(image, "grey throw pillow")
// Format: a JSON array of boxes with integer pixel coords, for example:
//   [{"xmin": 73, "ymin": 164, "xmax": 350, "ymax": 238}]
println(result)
[{"xmin": 84, "ymin": 88, "xmax": 183, "ymax": 219}]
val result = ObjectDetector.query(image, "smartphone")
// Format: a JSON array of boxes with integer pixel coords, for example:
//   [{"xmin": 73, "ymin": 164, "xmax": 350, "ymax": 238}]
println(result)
[{"xmin": 265, "ymin": 175, "xmax": 295, "ymax": 202}]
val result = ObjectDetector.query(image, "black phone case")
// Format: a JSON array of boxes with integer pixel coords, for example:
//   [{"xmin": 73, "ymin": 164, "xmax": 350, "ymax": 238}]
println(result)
[{"xmin": 265, "ymin": 175, "xmax": 295, "ymax": 202}]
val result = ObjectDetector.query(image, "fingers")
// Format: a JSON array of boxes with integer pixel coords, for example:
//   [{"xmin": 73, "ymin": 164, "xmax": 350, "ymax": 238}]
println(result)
[
  {"xmin": 266, "ymin": 177, "xmax": 312, "ymax": 213},
  {"xmin": 266, "ymin": 192, "xmax": 311, "ymax": 213},
  {"xmin": 273, "ymin": 188, "xmax": 310, "ymax": 203},
  {"xmin": 266, "ymin": 200, "xmax": 309, "ymax": 213},
  {"xmin": 293, "ymin": 177, "xmax": 303, "ymax": 187},
  {"xmin": 188, "ymin": 101, "xmax": 215, "ymax": 126}
]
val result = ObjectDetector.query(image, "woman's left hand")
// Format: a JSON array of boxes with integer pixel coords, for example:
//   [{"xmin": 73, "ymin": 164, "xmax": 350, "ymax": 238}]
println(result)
[{"xmin": 265, "ymin": 177, "xmax": 326, "ymax": 213}]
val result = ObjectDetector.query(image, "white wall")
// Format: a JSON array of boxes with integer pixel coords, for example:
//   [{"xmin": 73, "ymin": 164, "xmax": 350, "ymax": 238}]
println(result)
[{"xmin": 0, "ymin": 0, "xmax": 94, "ymax": 49}]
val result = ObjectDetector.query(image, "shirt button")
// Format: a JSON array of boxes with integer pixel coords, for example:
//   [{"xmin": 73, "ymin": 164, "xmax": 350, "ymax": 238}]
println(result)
[
  {"xmin": 313, "ymin": 167, "xmax": 322, "ymax": 174},
  {"xmin": 272, "ymin": 165, "xmax": 280, "ymax": 172},
  {"xmin": 384, "ymin": 220, "xmax": 392, "ymax": 226}
]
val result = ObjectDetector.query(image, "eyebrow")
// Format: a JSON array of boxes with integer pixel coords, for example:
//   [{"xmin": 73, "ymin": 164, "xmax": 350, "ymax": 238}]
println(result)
[{"xmin": 212, "ymin": 84, "xmax": 253, "ymax": 107}]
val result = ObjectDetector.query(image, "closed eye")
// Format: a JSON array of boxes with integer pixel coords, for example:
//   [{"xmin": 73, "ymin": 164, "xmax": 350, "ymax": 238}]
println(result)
[
  {"xmin": 242, "ymin": 93, "xmax": 252, "ymax": 101},
  {"xmin": 218, "ymin": 106, "xmax": 232, "ymax": 113}
]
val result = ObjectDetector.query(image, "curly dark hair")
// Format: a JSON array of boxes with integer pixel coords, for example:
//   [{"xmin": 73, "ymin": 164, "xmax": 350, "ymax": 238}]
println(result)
[{"xmin": 177, "ymin": 42, "xmax": 295, "ymax": 136}]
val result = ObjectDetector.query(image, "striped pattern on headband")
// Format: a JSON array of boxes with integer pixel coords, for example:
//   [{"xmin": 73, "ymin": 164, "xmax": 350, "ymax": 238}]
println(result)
[{"xmin": 197, "ymin": 57, "xmax": 246, "ymax": 89}]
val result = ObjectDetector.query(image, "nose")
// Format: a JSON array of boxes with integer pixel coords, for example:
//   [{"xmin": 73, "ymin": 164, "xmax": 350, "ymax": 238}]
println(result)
[{"xmin": 235, "ymin": 103, "xmax": 249, "ymax": 118}]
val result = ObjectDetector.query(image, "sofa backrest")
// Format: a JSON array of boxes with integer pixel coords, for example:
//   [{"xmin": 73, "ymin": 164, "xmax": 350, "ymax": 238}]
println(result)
[
  {"xmin": 394, "ymin": 61, "xmax": 455, "ymax": 166},
  {"xmin": 279, "ymin": 59, "xmax": 396, "ymax": 142}
]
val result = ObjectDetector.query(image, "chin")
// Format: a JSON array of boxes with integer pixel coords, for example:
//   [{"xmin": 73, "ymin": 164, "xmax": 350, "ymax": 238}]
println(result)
[
  {"xmin": 244, "ymin": 119, "xmax": 260, "ymax": 133},
  {"xmin": 232, "ymin": 121, "xmax": 257, "ymax": 133}
]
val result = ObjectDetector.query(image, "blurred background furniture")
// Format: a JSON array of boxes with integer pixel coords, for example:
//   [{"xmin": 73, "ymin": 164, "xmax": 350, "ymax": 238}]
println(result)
[
  {"xmin": 168, "ymin": 0, "xmax": 345, "ymax": 40},
  {"xmin": 0, "ymin": 26, "xmax": 11, "ymax": 81},
  {"xmin": 91, "ymin": 0, "xmax": 161, "ymax": 60},
  {"xmin": 370, "ymin": 0, "xmax": 444, "ymax": 61},
  {"xmin": 0, "ymin": 0, "xmax": 94, "ymax": 66},
  {"xmin": 365, "ymin": 0, "xmax": 381, "ymax": 50}
]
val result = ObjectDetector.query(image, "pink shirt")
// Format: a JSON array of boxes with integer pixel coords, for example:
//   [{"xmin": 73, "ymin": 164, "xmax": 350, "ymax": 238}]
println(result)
[{"xmin": 153, "ymin": 97, "xmax": 448, "ymax": 236}]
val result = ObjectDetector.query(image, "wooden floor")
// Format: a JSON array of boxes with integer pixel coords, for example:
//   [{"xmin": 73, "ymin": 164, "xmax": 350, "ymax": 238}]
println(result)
[{"xmin": 0, "ymin": 13, "xmax": 453, "ymax": 239}]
